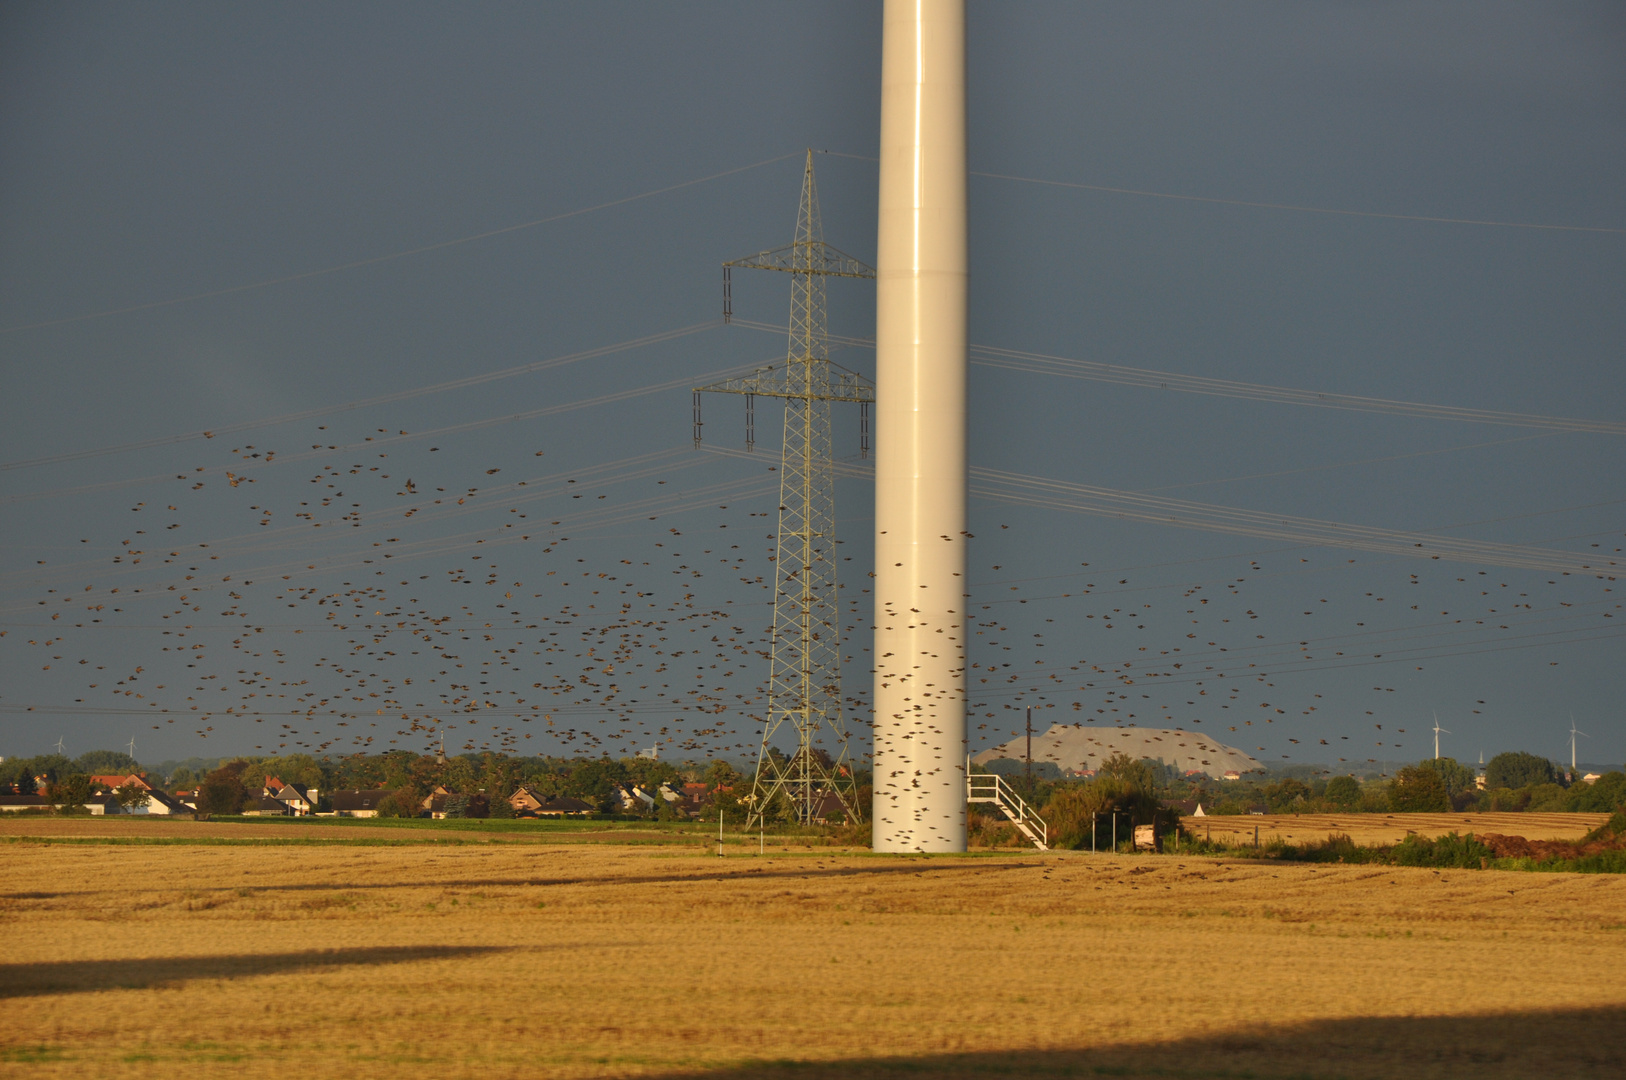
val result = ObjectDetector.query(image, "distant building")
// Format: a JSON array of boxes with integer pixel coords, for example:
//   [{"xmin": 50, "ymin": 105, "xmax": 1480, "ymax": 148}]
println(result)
[
  {"xmin": 133, "ymin": 788, "xmax": 193, "ymax": 815},
  {"xmin": 329, "ymin": 790, "xmax": 389, "ymax": 817},
  {"xmin": 263, "ymin": 778, "xmax": 315, "ymax": 815},
  {"xmin": 507, "ymin": 786, "xmax": 551, "ymax": 815},
  {"xmin": 90, "ymin": 773, "xmax": 152, "ymax": 793},
  {"xmin": 243, "ymin": 795, "xmax": 292, "ymax": 817},
  {"xmin": 532, "ymin": 796, "xmax": 594, "ymax": 817}
]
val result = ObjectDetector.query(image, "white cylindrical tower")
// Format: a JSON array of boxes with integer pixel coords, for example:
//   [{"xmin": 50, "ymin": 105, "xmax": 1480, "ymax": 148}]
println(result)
[{"xmin": 871, "ymin": 0, "xmax": 968, "ymax": 853}]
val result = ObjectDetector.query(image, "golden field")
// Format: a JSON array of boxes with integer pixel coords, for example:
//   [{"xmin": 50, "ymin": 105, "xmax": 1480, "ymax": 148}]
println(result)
[
  {"xmin": 1182, "ymin": 810, "xmax": 1609, "ymax": 848},
  {"xmin": 2, "ymin": 816, "xmax": 1624, "ymax": 1080}
]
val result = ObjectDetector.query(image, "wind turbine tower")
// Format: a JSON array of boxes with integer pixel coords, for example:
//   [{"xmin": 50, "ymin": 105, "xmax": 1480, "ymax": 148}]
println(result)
[
  {"xmin": 1432, "ymin": 712, "xmax": 1450, "ymax": 761},
  {"xmin": 872, "ymin": 0, "xmax": 969, "ymax": 852}
]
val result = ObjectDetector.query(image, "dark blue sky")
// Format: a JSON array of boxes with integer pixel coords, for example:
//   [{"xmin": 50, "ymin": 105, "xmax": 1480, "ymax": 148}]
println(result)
[{"xmin": 2, "ymin": 2, "xmax": 1621, "ymax": 770}]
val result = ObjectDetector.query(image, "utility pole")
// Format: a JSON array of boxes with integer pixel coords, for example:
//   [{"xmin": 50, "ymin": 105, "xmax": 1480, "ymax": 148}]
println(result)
[
  {"xmin": 1025, "ymin": 707, "xmax": 1033, "ymax": 788},
  {"xmin": 694, "ymin": 151, "xmax": 874, "ymax": 828}
]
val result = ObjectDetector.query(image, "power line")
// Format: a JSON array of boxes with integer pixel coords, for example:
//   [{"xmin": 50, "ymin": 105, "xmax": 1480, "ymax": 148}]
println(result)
[
  {"xmin": 731, "ymin": 319, "xmax": 1626, "ymax": 436},
  {"xmin": 818, "ymin": 151, "xmax": 1626, "ymax": 234},
  {"xmin": 971, "ymin": 169, "xmax": 1626, "ymax": 235},
  {"xmin": 0, "ymin": 152, "xmax": 805, "ymax": 337},
  {"xmin": 0, "ymin": 321, "xmax": 721, "ymax": 473},
  {"xmin": 967, "ymin": 345, "xmax": 1626, "ymax": 436},
  {"xmin": 970, "ymin": 466, "xmax": 1618, "ymax": 577}
]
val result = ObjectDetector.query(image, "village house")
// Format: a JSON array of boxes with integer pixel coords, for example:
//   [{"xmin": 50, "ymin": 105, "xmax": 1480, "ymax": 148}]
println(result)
[
  {"xmin": 329, "ymin": 790, "xmax": 389, "ymax": 817},
  {"xmin": 809, "ymin": 791, "xmax": 850, "ymax": 826},
  {"xmin": 264, "ymin": 777, "xmax": 316, "ymax": 815},
  {"xmin": 0, "ymin": 794, "xmax": 120, "ymax": 815},
  {"xmin": 419, "ymin": 785, "xmax": 452, "ymax": 818},
  {"xmin": 90, "ymin": 773, "xmax": 152, "ymax": 794},
  {"xmin": 506, "ymin": 785, "xmax": 550, "ymax": 815},
  {"xmin": 243, "ymin": 795, "xmax": 291, "ymax": 816},
  {"xmin": 130, "ymin": 787, "xmax": 194, "ymax": 815},
  {"xmin": 533, "ymin": 795, "xmax": 595, "ymax": 817}
]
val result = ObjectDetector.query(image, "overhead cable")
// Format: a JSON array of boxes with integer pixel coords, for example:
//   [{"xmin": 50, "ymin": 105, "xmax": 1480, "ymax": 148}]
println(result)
[
  {"xmin": 730, "ymin": 319, "xmax": 1625, "ymax": 435},
  {"xmin": 0, "ymin": 322, "xmax": 720, "ymax": 473},
  {"xmin": 0, "ymin": 151, "xmax": 804, "ymax": 337}
]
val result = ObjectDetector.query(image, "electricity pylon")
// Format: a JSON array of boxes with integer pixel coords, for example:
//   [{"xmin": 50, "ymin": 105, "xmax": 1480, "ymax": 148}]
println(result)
[{"xmin": 693, "ymin": 151, "xmax": 874, "ymax": 826}]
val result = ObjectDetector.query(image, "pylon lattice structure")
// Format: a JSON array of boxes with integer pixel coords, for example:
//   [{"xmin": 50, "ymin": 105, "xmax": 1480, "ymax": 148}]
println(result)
[{"xmin": 693, "ymin": 151, "xmax": 874, "ymax": 826}]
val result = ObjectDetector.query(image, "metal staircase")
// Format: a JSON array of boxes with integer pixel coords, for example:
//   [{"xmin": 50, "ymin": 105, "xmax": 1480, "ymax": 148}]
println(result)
[{"xmin": 967, "ymin": 771, "xmax": 1049, "ymax": 851}]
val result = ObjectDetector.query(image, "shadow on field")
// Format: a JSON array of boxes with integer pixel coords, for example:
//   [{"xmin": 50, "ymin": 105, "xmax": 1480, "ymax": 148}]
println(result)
[
  {"xmin": 4, "ymin": 858, "xmax": 1039, "ymax": 900},
  {"xmin": 646, "ymin": 1005, "xmax": 1626, "ymax": 1080},
  {"xmin": 0, "ymin": 944, "xmax": 511, "ymax": 998}
]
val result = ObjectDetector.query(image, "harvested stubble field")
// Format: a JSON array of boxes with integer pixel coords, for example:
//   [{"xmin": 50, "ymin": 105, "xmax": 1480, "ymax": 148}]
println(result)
[
  {"xmin": 3, "ymin": 817, "xmax": 1623, "ymax": 1080},
  {"xmin": 1184, "ymin": 811, "xmax": 1609, "ymax": 848}
]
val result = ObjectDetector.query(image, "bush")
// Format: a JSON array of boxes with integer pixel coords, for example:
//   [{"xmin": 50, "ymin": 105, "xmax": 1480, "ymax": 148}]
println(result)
[
  {"xmin": 1041, "ymin": 775, "xmax": 1164, "ymax": 850},
  {"xmin": 1390, "ymin": 831, "xmax": 1496, "ymax": 868},
  {"xmin": 376, "ymin": 786, "xmax": 423, "ymax": 818},
  {"xmin": 1576, "ymin": 773, "xmax": 1626, "ymax": 813},
  {"xmin": 1295, "ymin": 832, "xmax": 1380, "ymax": 864}
]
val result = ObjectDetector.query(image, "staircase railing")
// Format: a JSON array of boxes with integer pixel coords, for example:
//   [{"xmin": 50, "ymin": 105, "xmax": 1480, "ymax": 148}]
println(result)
[{"xmin": 967, "ymin": 769, "xmax": 1049, "ymax": 851}]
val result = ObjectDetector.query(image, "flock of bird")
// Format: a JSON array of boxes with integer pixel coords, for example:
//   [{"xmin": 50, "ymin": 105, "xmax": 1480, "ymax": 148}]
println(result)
[{"xmin": 5, "ymin": 386, "xmax": 1619, "ymax": 773}]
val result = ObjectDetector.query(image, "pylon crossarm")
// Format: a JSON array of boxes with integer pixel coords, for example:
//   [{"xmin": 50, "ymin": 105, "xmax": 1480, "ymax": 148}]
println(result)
[
  {"xmin": 693, "ymin": 365, "xmax": 873, "ymax": 403},
  {"xmin": 725, "ymin": 241, "xmax": 875, "ymax": 279}
]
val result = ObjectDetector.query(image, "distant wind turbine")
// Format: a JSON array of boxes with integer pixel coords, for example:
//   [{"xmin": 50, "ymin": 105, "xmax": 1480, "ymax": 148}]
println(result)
[
  {"xmin": 1432, "ymin": 711, "xmax": 1450, "ymax": 761},
  {"xmin": 53, "ymin": 735, "xmax": 65, "ymax": 755},
  {"xmin": 1569, "ymin": 715, "xmax": 1589, "ymax": 774}
]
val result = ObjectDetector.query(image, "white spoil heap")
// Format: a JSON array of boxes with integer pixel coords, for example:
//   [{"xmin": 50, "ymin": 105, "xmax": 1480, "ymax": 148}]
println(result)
[{"xmin": 973, "ymin": 724, "xmax": 1263, "ymax": 780}]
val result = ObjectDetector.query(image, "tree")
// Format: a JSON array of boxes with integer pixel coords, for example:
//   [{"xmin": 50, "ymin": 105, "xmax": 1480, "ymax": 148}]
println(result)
[
  {"xmin": 54, "ymin": 773, "xmax": 93, "ymax": 811},
  {"xmin": 479, "ymin": 753, "xmax": 520, "ymax": 804},
  {"xmin": 377, "ymin": 786, "xmax": 423, "ymax": 818},
  {"xmin": 1324, "ymin": 775, "xmax": 1362, "ymax": 808},
  {"xmin": 1265, "ymin": 777, "xmax": 1312, "ymax": 811},
  {"xmin": 113, "ymin": 781, "xmax": 151, "ymax": 810},
  {"xmin": 73, "ymin": 749, "xmax": 138, "ymax": 776},
  {"xmin": 29, "ymin": 754, "xmax": 71, "ymax": 791},
  {"xmin": 197, "ymin": 761, "xmax": 250, "ymax": 815},
  {"xmin": 241, "ymin": 753, "xmax": 323, "ymax": 791},
  {"xmin": 563, "ymin": 756, "xmax": 628, "ymax": 802},
  {"xmin": 1098, "ymin": 753, "xmax": 1157, "ymax": 794},
  {"xmin": 1390, "ymin": 765, "xmax": 1450, "ymax": 812},
  {"xmin": 0, "ymin": 758, "xmax": 38, "ymax": 795},
  {"xmin": 1485, "ymin": 751, "xmax": 1555, "ymax": 790},
  {"xmin": 1575, "ymin": 772, "xmax": 1626, "ymax": 813},
  {"xmin": 1420, "ymin": 757, "xmax": 1477, "ymax": 799}
]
